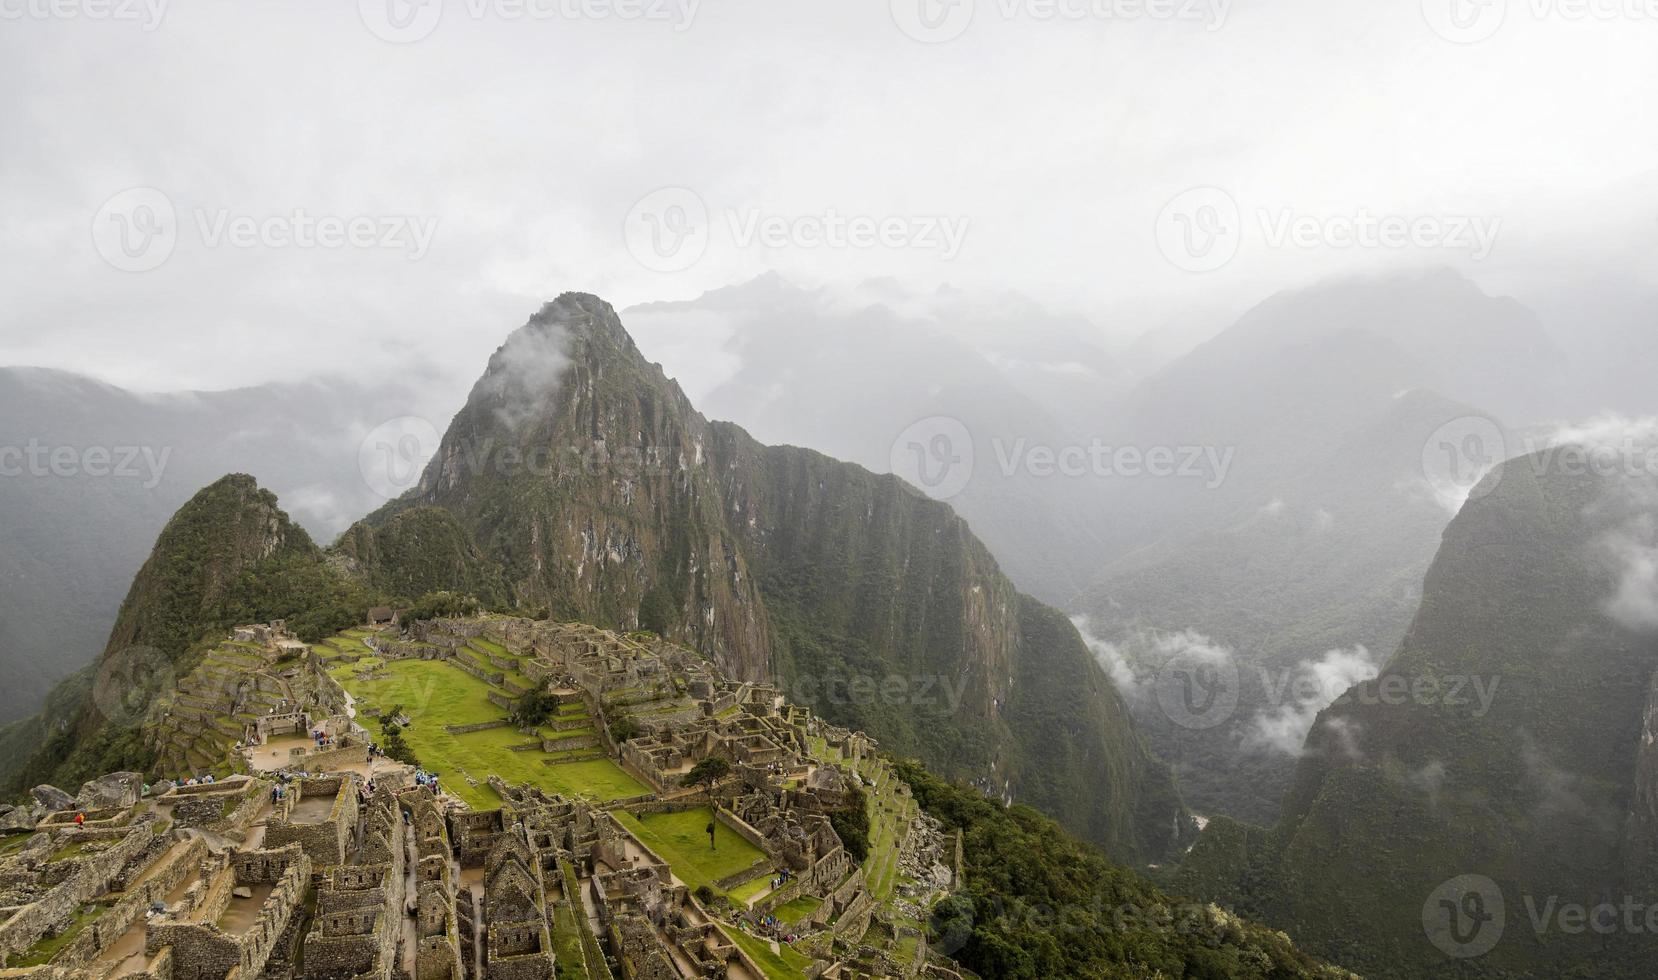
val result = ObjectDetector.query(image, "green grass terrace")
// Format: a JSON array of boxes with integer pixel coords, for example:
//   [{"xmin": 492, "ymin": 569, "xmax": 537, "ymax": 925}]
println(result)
[
  {"xmin": 613, "ymin": 807, "xmax": 769, "ymax": 899},
  {"xmin": 326, "ymin": 650, "xmax": 645, "ymax": 809}
]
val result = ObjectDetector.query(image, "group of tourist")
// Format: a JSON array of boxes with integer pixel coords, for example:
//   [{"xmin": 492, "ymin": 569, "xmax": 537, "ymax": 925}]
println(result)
[
  {"xmin": 312, "ymin": 729, "xmax": 335, "ymax": 749},
  {"xmin": 413, "ymin": 769, "xmax": 441, "ymax": 795},
  {"xmin": 749, "ymin": 913, "xmax": 799, "ymax": 945},
  {"xmin": 179, "ymin": 773, "xmax": 218, "ymax": 786}
]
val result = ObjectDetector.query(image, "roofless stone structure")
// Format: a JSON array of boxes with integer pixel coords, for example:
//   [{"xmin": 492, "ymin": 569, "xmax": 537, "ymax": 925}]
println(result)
[{"xmin": 0, "ymin": 617, "xmax": 962, "ymax": 978}]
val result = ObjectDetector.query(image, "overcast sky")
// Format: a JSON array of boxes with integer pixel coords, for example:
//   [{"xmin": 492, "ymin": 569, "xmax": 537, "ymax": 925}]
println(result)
[{"xmin": 3, "ymin": 0, "xmax": 1657, "ymax": 395}]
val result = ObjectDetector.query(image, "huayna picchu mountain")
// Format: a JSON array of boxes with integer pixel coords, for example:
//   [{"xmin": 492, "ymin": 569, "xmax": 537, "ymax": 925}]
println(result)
[
  {"xmin": 1175, "ymin": 447, "xmax": 1658, "ymax": 978},
  {"xmin": 349, "ymin": 293, "xmax": 1191, "ymax": 863}
]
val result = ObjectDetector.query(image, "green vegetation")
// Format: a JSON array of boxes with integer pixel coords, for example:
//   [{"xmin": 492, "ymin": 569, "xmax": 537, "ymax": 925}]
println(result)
[
  {"xmin": 332, "ymin": 654, "xmax": 643, "ymax": 808},
  {"xmin": 772, "ymin": 896, "xmax": 821, "ymax": 926},
  {"xmin": 402, "ymin": 591, "xmax": 483, "ymax": 623},
  {"xmin": 14, "ymin": 904, "xmax": 107, "ymax": 967},
  {"xmin": 49, "ymin": 840, "xmax": 103, "ymax": 862},
  {"xmin": 550, "ymin": 899, "xmax": 589, "ymax": 980},
  {"xmin": 471, "ymin": 637, "xmax": 510, "ymax": 658},
  {"xmin": 613, "ymin": 808, "xmax": 766, "ymax": 896},
  {"xmin": 333, "ymin": 658, "xmax": 502, "ymax": 729},
  {"xmin": 375, "ymin": 706, "xmax": 420, "ymax": 767},
  {"xmin": 721, "ymin": 924, "xmax": 812, "ymax": 980},
  {"xmin": 681, "ymin": 756, "xmax": 731, "ymax": 790},
  {"xmin": 535, "ymin": 760, "xmax": 645, "ymax": 801},
  {"xmin": 896, "ymin": 759, "xmax": 1352, "ymax": 980},
  {"xmin": 334, "ymin": 507, "xmax": 511, "ymax": 608},
  {"xmin": 511, "ymin": 689, "xmax": 561, "ymax": 728},
  {"xmin": 827, "ymin": 782, "xmax": 869, "ymax": 863},
  {"xmin": 1, "ymin": 474, "xmax": 383, "ymax": 794},
  {"xmin": 637, "ymin": 585, "xmax": 676, "ymax": 636},
  {"xmin": 728, "ymin": 875, "xmax": 773, "ymax": 906},
  {"xmin": 1176, "ymin": 457, "xmax": 1658, "ymax": 980}
]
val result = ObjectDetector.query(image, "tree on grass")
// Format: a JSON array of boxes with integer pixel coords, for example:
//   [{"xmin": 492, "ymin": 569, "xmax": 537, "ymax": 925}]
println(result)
[
  {"xmin": 511, "ymin": 690, "xmax": 560, "ymax": 728},
  {"xmin": 376, "ymin": 705, "xmax": 419, "ymax": 766},
  {"xmin": 683, "ymin": 757, "xmax": 731, "ymax": 792},
  {"xmin": 606, "ymin": 713, "xmax": 636, "ymax": 742}
]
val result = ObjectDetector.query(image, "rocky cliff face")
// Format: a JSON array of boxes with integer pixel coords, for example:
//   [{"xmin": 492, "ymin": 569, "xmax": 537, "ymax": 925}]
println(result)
[
  {"xmin": 1627, "ymin": 668, "xmax": 1658, "ymax": 891},
  {"xmin": 360, "ymin": 293, "xmax": 1191, "ymax": 862},
  {"xmin": 333, "ymin": 506, "xmax": 511, "ymax": 608},
  {"xmin": 1177, "ymin": 452, "xmax": 1658, "ymax": 977},
  {"xmin": 369, "ymin": 297, "xmax": 775, "ymax": 680}
]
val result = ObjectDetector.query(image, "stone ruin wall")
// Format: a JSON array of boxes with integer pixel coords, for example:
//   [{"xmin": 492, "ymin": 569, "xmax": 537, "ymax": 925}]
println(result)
[
  {"xmin": 263, "ymin": 778, "xmax": 358, "ymax": 869},
  {"xmin": 146, "ymin": 844, "xmax": 312, "ymax": 980},
  {"xmin": 0, "ymin": 820, "xmax": 159, "ymax": 962}
]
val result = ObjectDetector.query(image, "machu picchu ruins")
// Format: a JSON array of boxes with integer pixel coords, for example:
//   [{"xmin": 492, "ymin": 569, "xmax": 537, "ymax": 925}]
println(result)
[{"xmin": 0, "ymin": 614, "xmax": 964, "ymax": 979}]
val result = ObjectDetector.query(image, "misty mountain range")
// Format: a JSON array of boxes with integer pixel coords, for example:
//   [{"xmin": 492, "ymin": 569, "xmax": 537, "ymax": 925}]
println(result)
[{"xmin": 5, "ymin": 265, "xmax": 1656, "ymax": 828}]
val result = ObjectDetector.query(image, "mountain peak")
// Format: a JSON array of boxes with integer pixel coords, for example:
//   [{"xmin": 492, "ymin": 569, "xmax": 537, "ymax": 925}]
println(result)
[
  {"xmin": 526, "ymin": 292, "xmax": 634, "ymax": 351},
  {"xmin": 372, "ymin": 299, "xmax": 1193, "ymax": 863}
]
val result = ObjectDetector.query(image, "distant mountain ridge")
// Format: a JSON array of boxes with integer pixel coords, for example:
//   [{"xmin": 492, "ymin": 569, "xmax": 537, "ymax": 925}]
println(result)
[{"xmin": 1072, "ymin": 270, "xmax": 1559, "ymax": 824}]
